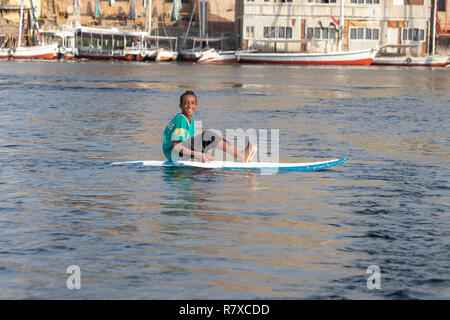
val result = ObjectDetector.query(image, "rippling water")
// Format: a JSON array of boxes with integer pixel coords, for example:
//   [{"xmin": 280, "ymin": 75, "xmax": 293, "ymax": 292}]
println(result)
[{"xmin": 0, "ymin": 60, "xmax": 449, "ymax": 299}]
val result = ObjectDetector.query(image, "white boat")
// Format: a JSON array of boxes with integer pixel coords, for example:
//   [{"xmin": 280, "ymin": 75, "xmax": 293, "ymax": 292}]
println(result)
[
  {"xmin": 0, "ymin": 35, "xmax": 9, "ymax": 58},
  {"xmin": 179, "ymin": 46, "xmax": 203, "ymax": 62},
  {"xmin": 372, "ymin": 55, "xmax": 449, "ymax": 67},
  {"xmin": 75, "ymin": 27, "xmax": 149, "ymax": 61},
  {"xmin": 237, "ymin": 47, "xmax": 379, "ymax": 65},
  {"xmin": 198, "ymin": 48, "xmax": 237, "ymax": 63},
  {"xmin": 7, "ymin": 0, "xmax": 58, "ymax": 60},
  {"xmin": 0, "ymin": 46, "xmax": 9, "ymax": 59},
  {"xmin": 144, "ymin": 36, "xmax": 179, "ymax": 62},
  {"xmin": 10, "ymin": 43, "xmax": 58, "ymax": 59}
]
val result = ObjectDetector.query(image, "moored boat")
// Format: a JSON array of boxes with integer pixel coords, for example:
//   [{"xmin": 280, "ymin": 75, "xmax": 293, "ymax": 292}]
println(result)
[
  {"xmin": 10, "ymin": 43, "xmax": 58, "ymax": 59},
  {"xmin": 372, "ymin": 55, "xmax": 449, "ymax": 67},
  {"xmin": 75, "ymin": 27, "xmax": 149, "ymax": 61},
  {"xmin": 237, "ymin": 47, "xmax": 379, "ymax": 65},
  {"xmin": 198, "ymin": 48, "xmax": 237, "ymax": 63}
]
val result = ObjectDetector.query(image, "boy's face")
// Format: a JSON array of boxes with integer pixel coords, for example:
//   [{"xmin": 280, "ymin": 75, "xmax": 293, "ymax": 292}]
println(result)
[{"xmin": 179, "ymin": 94, "xmax": 197, "ymax": 118}]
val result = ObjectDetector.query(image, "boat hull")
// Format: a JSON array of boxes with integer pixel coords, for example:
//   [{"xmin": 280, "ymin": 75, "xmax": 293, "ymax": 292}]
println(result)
[
  {"xmin": 9, "ymin": 44, "xmax": 58, "ymax": 59},
  {"xmin": 238, "ymin": 48, "xmax": 378, "ymax": 65},
  {"xmin": 198, "ymin": 49, "xmax": 237, "ymax": 63},
  {"xmin": 372, "ymin": 56, "xmax": 449, "ymax": 67}
]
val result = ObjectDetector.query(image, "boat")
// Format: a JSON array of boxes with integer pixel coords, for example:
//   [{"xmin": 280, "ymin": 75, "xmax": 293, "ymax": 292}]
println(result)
[
  {"xmin": 39, "ymin": 29, "xmax": 77, "ymax": 60},
  {"xmin": 198, "ymin": 48, "xmax": 237, "ymax": 63},
  {"xmin": 0, "ymin": 35, "xmax": 10, "ymax": 58},
  {"xmin": 372, "ymin": 55, "xmax": 449, "ymax": 67},
  {"xmin": 8, "ymin": 0, "xmax": 58, "ymax": 60},
  {"xmin": 10, "ymin": 44, "xmax": 58, "ymax": 59},
  {"xmin": 237, "ymin": 47, "xmax": 378, "ymax": 65},
  {"xmin": 74, "ymin": 27, "xmax": 149, "ymax": 61},
  {"xmin": 237, "ymin": 0, "xmax": 380, "ymax": 66},
  {"xmin": 180, "ymin": 37, "xmax": 235, "ymax": 62},
  {"xmin": 178, "ymin": 1, "xmax": 233, "ymax": 62},
  {"xmin": 144, "ymin": 36, "xmax": 179, "ymax": 62}
]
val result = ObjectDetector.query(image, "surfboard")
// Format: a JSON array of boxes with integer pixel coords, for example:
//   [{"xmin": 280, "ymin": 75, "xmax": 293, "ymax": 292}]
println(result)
[{"xmin": 111, "ymin": 158, "xmax": 348, "ymax": 171}]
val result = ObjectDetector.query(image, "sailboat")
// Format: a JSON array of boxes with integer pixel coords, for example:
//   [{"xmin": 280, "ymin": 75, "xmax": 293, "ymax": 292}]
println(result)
[
  {"xmin": 144, "ymin": 0, "xmax": 179, "ymax": 62},
  {"xmin": 238, "ymin": 0, "xmax": 378, "ymax": 65},
  {"xmin": 10, "ymin": 0, "xmax": 58, "ymax": 59},
  {"xmin": 179, "ymin": 0, "xmax": 235, "ymax": 62}
]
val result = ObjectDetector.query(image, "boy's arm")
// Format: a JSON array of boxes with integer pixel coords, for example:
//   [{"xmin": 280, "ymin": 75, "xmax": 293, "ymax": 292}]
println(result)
[{"xmin": 172, "ymin": 141, "xmax": 213, "ymax": 162}]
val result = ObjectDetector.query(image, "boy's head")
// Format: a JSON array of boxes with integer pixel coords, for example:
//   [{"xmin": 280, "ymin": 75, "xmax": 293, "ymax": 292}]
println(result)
[{"xmin": 179, "ymin": 90, "xmax": 198, "ymax": 118}]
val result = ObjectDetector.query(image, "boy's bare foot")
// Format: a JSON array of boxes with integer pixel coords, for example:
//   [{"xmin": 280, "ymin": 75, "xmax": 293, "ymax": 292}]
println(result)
[{"xmin": 244, "ymin": 141, "xmax": 257, "ymax": 163}]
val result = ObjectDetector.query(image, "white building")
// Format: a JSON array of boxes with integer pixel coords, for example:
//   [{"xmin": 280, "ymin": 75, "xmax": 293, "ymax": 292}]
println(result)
[{"xmin": 236, "ymin": 0, "xmax": 432, "ymax": 55}]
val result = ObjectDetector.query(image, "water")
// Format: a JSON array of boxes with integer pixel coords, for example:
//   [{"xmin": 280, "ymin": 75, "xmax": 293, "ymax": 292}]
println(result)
[{"xmin": 0, "ymin": 60, "xmax": 449, "ymax": 299}]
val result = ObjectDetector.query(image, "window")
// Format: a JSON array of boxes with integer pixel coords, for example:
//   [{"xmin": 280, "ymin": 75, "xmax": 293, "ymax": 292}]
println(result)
[
  {"xmin": 329, "ymin": 28, "xmax": 336, "ymax": 40},
  {"xmin": 275, "ymin": 27, "xmax": 293, "ymax": 39},
  {"xmin": 246, "ymin": 26, "xmax": 254, "ymax": 38},
  {"xmin": 307, "ymin": 26, "xmax": 337, "ymax": 39},
  {"xmin": 264, "ymin": 26, "xmax": 276, "ymax": 38},
  {"xmin": 286, "ymin": 27, "xmax": 292, "ymax": 39},
  {"xmin": 350, "ymin": 28, "xmax": 380, "ymax": 40},
  {"xmin": 308, "ymin": 0, "xmax": 336, "ymax": 3},
  {"xmin": 351, "ymin": 0, "xmax": 379, "ymax": 3},
  {"xmin": 402, "ymin": 28, "xmax": 425, "ymax": 42},
  {"xmin": 314, "ymin": 27, "xmax": 321, "ymax": 39},
  {"xmin": 437, "ymin": 0, "xmax": 446, "ymax": 11},
  {"xmin": 270, "ymin": 26, "xmax": 276, "ymax": 38},
  {"xmin": 373, "ymin": 28, "xmax": 379, "ymax": 40},
  {"xmin": 357, "ymin": 28, "xmax": 364, "ymax": 39}
]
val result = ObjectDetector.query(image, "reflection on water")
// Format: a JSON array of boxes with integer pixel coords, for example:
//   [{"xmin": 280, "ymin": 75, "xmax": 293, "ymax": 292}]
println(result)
[{"xmin": 0, "ymin": 61, "xmax": 449, "ymax": 299}]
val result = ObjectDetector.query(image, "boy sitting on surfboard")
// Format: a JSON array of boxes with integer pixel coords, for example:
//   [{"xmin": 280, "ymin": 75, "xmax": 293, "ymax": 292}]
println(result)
[{"xmin": 162, "ymin": 90, "xmax": 257, "ymax": 163}]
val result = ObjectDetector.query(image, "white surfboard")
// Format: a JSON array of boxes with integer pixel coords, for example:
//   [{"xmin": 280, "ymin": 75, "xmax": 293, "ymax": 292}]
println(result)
[{"xmin": 111, "ymin": 158, "xmax": 348, "ymax": 171}]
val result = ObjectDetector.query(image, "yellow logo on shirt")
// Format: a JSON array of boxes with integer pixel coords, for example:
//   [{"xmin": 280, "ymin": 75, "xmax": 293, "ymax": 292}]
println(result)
[{"xmin": 174, "ymin": 128, "xmax": 185, "ymax": 136}]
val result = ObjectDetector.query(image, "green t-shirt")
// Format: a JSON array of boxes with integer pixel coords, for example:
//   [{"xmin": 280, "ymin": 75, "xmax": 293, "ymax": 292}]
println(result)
[{"xmin": 162, "ymin": 113, "xmax": 195, "ymax": 161}]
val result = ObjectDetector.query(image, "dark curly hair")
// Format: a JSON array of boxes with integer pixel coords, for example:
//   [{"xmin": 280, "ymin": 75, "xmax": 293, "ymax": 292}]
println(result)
[{"xmin": 180, "ymin": 90, "xmax": 197, "ymax": 105}]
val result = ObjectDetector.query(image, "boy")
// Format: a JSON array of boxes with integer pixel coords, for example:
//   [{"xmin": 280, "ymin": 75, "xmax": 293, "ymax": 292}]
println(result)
[{"xmin": 162, "ymin": 91, "xmax": 257, "ymax": 163}]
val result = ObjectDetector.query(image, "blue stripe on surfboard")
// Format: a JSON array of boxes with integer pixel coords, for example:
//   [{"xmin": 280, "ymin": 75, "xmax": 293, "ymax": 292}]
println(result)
[{"xmin": 222, "ymin": 158, "xmax": 348, "ymax": 171}]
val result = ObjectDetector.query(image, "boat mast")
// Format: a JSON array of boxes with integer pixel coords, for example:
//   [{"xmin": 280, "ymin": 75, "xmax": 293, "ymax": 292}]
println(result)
[
  {"xmin": 198, "ymin": 0, "xmax": 202, "ymax": 38},
  {"xmin": 182, "ymin": 1, "xmax": 197, "ymax": 48},
  {"xmin": 145, "ymin": 0, "xmax": 152, "ymax": 33},
  {"xmin": 339, "ymin": 0, "xmax": 344, "ymax": 52},
  {"xmin": 18, "ymin": 0, "xmax": 25, "ymax": 48},
  {"xmin": 202, "ymin": 0, "xmax": 206, "ymax": 37},
  {"xmin": 75, "ymin": 0, "xmax": 81, "ymax": 27},
  {"xmin": 29, "ymin": 0, "xmax": 40, "ymax": 45},
  {"xmin": 432, "ymin": 0, "xmax": 437, "ymax": 56}
]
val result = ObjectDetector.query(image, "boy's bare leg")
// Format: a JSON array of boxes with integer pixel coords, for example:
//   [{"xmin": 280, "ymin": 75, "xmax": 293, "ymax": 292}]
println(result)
[{"xmin": 218, "ymin": 140, "xmax": 256, "ymax": 163}]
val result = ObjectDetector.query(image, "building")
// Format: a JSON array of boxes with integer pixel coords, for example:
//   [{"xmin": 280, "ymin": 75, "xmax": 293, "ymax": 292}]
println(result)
[
  {"xmin": 1, "ymin": 0, "xmax": 41, "ymax": 24},
  {"xmin": 436, "ymin": 0, "xmax": 449, "ymax": 53},
  {"xmin": 236, "ymin": 0, "xmax": 433, "ymax": 55},
  {"xmin": 36, "ymin": 0, "xmax": 235, "ymax": 35}
]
